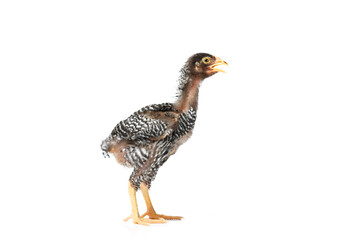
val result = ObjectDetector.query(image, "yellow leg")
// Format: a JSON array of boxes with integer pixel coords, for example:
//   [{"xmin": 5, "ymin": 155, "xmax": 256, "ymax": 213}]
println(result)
[
  {"xmin": 140, "ymin": 182, "xmax": 183, "ymax": 221},
  {"xmin": 123, "ymin": 181, "xmax": 166, "ymax": 225}
]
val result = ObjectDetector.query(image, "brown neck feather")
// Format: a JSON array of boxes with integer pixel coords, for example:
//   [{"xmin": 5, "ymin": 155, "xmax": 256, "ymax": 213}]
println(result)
[{"xmin": 175, "ymin": 77, "xmax": 202, "ymax": 112}]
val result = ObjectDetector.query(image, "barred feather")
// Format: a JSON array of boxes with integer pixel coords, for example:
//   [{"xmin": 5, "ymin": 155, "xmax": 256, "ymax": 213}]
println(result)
[{"xmin": 101, "ymin": 104, "xmax": 197, "ymax": 189}]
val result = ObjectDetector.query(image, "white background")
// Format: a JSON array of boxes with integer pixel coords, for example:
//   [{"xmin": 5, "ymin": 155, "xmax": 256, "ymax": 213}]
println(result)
[{"xmin": 1, "ymin": 0, "xmax": 359, "ymax": 239}]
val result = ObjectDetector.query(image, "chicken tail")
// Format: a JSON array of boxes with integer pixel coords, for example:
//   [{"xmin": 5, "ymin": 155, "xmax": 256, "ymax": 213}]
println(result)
[{"xmin": 101, "ymin": 137, "xmax": 112, "ymax": 158}]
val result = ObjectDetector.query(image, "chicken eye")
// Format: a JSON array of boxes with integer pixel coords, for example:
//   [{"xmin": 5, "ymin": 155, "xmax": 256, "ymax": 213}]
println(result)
[{"xmin": 202, "ymin": 57, "xmax": 211, "ymax": 64}]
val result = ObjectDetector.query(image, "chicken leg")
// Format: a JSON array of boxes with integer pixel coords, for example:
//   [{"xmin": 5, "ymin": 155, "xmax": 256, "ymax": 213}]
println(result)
[
  {"xmin": 123, "ymin": 181, "xmax": 166, "ymax": 225},
  {"xmin": 139, "ymin": 182, "xmax": 183, "ymax": 221}
]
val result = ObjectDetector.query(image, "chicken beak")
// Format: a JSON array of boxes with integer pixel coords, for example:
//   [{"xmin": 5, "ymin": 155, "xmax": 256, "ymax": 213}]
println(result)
[{"xmin": 210, "ymin": 56, "xmax": 228, "ymax": 73}]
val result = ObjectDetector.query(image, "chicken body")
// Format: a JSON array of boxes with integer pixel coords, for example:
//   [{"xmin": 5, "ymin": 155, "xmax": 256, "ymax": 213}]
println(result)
[{"xmin": 101, "ymin": 103, "xmax": 196, "ymax": 190}]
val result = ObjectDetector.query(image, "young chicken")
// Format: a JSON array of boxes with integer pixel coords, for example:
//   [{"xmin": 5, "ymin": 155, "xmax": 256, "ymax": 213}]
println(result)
[{"xmin": 101, "ymin": 53, "xmax": 227, "ymax": 225}]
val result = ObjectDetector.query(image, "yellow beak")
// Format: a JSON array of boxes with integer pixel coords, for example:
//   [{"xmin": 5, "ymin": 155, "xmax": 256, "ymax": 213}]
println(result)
[{"xmin": 210, "ymin": 56, "xmax": 228, "ymax": 73}]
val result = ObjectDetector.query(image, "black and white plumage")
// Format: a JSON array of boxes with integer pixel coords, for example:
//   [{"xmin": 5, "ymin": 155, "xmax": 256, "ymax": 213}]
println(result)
[
  {"xmin": 101, "ymin": 103, "xmax": 196, "ymax": 190},
  {"xmin": 101, "ymin": 53, "xmax": 227, "ymax": 225}
]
